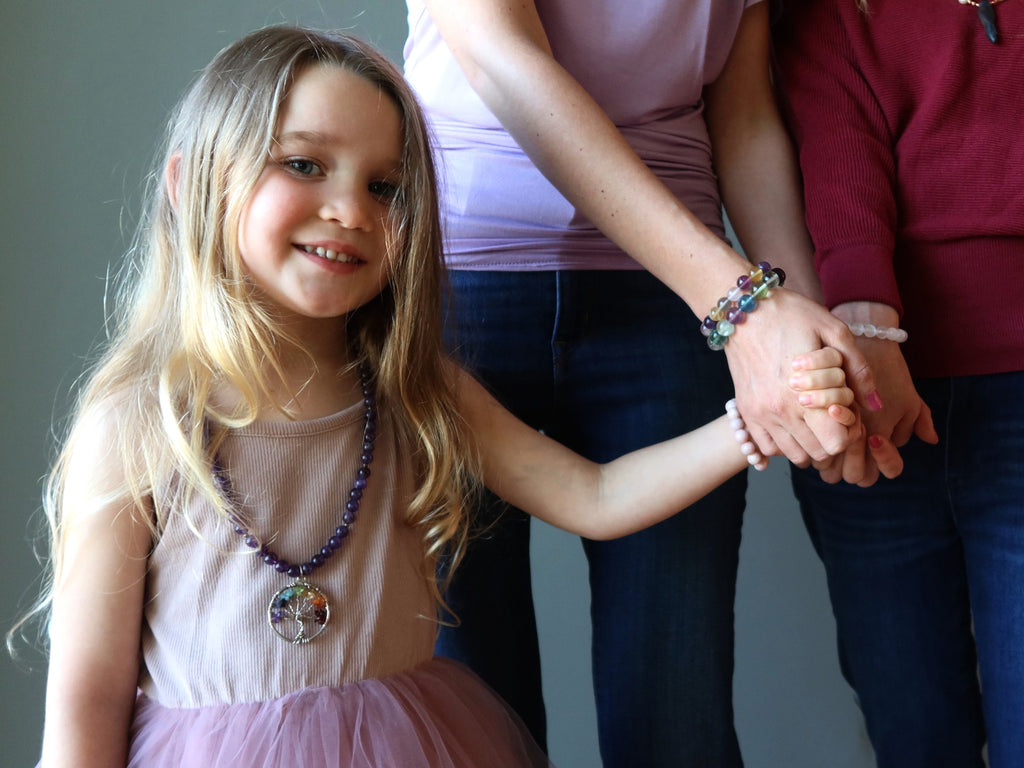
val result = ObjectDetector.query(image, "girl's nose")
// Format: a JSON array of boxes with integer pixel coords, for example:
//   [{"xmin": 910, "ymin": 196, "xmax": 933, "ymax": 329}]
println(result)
[{"xmin": 319, "ymin": 185, "xmax": 374, "ymax": 231}]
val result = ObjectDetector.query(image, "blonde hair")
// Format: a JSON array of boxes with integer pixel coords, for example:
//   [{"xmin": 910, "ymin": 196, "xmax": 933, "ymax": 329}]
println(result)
[{"xmin": 13, "ymin": 27, "xmax": 477, "ymax": 650}]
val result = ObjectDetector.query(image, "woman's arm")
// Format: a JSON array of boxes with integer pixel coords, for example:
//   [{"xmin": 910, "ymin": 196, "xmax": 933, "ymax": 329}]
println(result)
[
  {"xmin": 705, "ymin": 2, "xmax": 820, "ymax": 302},
  {"xmin": 704, "ymin": 2, "xmax": 879, "ymax": 460},
  {"xmin": 420, "ymin": 0, "xmax": 742, "ymax": 304},
  {"xmin": 773, "ymin": 1, "xmax": 937, "ymax": 484},
  {"xmin": 420, "ymin": 0, "xmax": 878, "ymax": 465},
  {"xmin": 40, "ymin": 406, "xmax": 150, "ymax": 768}
]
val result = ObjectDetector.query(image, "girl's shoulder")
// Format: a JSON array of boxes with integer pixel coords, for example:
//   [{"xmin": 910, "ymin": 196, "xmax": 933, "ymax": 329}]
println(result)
[
  {"xmin": 61, "ymin": 388, "xmax": 154, "ymax": 520},
  {"xmin": 70, "ymin": 387, "xmax": 143, "ymax": 461}
]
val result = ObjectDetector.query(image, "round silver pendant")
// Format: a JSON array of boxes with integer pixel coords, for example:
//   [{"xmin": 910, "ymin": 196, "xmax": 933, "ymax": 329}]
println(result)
[{"xmin": 267, "ymin": 581, "xmax": 330, "ymax": 644}]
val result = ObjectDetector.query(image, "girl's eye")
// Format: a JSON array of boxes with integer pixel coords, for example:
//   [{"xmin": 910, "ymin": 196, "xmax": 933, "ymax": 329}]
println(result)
[
  {"xmin": 283, "ymin": 158, "xmax": 322, "ymax": 176},
  {"xmin": 369, "ymin": 180, "xmax": 400, "ymax": 201}
]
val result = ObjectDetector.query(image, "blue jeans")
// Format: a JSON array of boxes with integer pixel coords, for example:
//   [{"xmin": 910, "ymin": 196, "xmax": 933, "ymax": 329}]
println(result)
[
  {"xmin": 438, "ymin": 270, "xmax": 747, "ymax": 767},
  {"xmin": 792, "ymin": 371, "xmax": 1024, "ymax": 768}
]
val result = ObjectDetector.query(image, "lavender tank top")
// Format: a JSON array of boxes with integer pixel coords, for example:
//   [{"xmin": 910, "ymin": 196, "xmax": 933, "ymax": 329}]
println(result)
[{"xmin": 404, "ymin": 0, "xmax": 761, "ymax": 271}]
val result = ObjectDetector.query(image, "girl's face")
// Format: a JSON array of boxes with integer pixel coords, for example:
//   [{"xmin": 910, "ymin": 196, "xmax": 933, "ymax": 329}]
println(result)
[{"xmin": 237, "ymin": 64, "xmax": 402, "ymax": 329}]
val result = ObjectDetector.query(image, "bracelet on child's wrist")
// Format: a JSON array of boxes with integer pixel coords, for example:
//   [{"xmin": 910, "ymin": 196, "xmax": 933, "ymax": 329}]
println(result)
[
  {"xmin": 725, "ymin": 398, "xmax": 768, "ymax": 472},
  {"xmin": 701, "ymin": 262, "xmax": 786, "ymax": 351},
  {"xmin": 846, "ymin": 322, "xmax": 908, "ymax": 343}
]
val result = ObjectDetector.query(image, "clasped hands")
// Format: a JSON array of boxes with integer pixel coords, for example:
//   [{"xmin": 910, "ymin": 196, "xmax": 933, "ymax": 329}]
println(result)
[{"xmin": 724, "ymin": 291, "xmax": 937, "ymax": 486}]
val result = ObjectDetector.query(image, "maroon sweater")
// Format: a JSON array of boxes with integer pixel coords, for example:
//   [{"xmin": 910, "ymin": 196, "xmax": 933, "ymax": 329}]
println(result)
[{"xmin": 774, "ymin": 0, "xmax": 1024, "ymax": 378}]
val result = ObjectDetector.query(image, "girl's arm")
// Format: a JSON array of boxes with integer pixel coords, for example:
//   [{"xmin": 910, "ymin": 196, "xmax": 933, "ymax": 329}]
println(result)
[
  {"xmin": 458, "ymin": 365, "xmax": 744, "ymax": 540},
  {"xmin": 40, "ymin": 404, "xmax": 150, "ymax": 768},
  {"xmin": 419, "ymin": 0, "xmax": 878, "ymax": 466},
  {"xmin": 459, "ymin": 350, "xmax": 893, "ymax": 540}
]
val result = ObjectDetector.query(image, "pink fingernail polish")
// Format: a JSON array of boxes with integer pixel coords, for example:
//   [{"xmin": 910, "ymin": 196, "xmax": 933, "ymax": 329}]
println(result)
[
  {"xmin": 867, "ymin": 391, "xmax": 883, "ymax": 411},
  {"xmin": 869, "ymin": 435, "xmax": 883, "ymax": 449}
]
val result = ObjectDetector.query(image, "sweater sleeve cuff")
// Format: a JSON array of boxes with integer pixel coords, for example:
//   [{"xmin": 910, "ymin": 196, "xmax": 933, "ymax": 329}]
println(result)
[{"xmin": 816, "ymin": 242, "xmax": 903, "ymax": 317}]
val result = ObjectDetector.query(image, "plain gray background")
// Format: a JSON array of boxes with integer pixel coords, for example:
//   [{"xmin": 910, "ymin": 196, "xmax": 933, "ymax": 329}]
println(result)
[{"xmin": 0, "ymin": 1, "xmax": 874, "ymax": 765}]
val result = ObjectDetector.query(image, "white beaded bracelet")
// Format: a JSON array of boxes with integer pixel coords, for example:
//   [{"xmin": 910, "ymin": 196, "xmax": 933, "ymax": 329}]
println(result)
[
  {"xmin": 725, "ymin": 399, "xmax": 768, "ymax": 472},
  {"xmin": 846, "ymin": 322, "xmax": 908, "ymax": 343}
]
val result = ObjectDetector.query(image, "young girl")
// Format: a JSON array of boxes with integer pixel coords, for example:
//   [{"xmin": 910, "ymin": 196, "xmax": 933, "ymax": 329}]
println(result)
[{"xmin": 32, "ymin": 26, "xmax": 896, "ymax": 768}]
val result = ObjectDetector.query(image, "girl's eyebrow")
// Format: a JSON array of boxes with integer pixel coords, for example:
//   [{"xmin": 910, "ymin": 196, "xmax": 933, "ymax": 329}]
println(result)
[{"xmin": 275, "ymin": 130, "xmax": 333, "ymax": 145}]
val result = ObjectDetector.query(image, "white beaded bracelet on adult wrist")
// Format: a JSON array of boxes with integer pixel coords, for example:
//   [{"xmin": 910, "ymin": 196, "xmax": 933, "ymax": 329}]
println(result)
[
  {"xmin": 725, "ymin": 398, "xmax": 768, "ymax": 472},
  {"xmin": 846, "ymin": 322, "xmax": 908, "ymax": 343}
]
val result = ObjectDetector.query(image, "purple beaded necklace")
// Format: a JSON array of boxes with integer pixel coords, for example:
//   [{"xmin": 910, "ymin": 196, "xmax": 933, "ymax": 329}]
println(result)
[{"xmin": 212, "ymin": 363, "xmax": 377, "ymax": 644}]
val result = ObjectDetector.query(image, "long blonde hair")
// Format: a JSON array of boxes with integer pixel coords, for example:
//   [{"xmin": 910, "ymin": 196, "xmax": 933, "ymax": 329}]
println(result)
[{"xmin": 14, "ymin": 27, "xmax": 477, "ymax": 649}]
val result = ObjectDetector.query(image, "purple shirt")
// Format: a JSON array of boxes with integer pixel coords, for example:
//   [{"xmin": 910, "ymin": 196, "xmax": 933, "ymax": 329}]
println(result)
[{"xmin": 404, "ymin": 0, "xmax": 760, "ymax": 270}]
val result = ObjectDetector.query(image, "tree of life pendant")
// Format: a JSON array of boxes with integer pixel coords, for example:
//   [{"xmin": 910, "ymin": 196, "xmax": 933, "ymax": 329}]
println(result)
[{"xmin": 267, "ymin": 581, "xmax": 330, "ymax": 644}]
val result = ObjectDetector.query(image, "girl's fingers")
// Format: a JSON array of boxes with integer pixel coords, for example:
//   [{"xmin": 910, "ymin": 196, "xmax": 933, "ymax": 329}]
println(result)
[
  {"xmin": 827, "ymin": 403, "xmax": 858, "ymax": 426},
  {"xmin": 791, "ymin": 346, "xmax": 843, "ymax": 372},
  {"xmin": 796, "ymin": 384, "xmax": 856, "ymax": 409},
  {"xmin": 790, "ymin": 366, "xmax": 849, "ymax": 393}
]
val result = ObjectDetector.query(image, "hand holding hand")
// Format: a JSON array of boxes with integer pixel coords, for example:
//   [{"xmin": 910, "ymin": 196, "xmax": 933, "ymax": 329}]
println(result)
[
  {"xmin": 808, "ymin": 304, "xmax": 937, "ymax": 486},
  {"xmin": 724, "ymin": 289, "xmax": 881, "ymax": 466}
]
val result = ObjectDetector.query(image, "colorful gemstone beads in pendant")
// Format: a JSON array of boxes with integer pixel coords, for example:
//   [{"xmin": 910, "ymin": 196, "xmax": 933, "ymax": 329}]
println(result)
[{"xmin": 268, "ymin": 581, "xmax": 330, "ymax": 644}]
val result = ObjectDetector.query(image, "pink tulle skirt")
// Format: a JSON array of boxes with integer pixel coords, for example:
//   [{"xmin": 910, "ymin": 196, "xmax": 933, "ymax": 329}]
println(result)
[{"xmin": 128, "ymin": 658, "xmax": 551, "ymax": 767}]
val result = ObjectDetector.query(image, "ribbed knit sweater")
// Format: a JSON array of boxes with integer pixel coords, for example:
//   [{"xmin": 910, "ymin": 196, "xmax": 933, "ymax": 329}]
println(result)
[{"xmin": 774, "ymin": 0, "xmax": 1024, "ymax": 378}]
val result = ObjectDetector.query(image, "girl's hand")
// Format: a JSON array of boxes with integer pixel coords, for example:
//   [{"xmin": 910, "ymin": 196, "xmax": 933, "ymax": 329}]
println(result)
[
  {"xmin": 790, "ymin": 346, "xmax": 856, "ymax": 424},
  {"xmin": 790, "ymin": 345, "xmax": 911, "ymax": 485}
]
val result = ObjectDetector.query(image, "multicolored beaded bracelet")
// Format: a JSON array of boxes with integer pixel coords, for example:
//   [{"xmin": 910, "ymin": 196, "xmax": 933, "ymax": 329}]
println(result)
[
  {"xmin": 725, "ymin": 398, "xmax": 768, "ymax": 472},
  {"xmin": 700, "ymin": 262, "xmax": 786, "ymax": 351},
  {"xmin": 846, "ymin": 323, "xmax": 908, "ymax": 343}
]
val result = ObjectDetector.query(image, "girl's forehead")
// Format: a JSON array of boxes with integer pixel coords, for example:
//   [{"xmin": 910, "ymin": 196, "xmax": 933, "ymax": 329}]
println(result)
[
  {"xmin": 282, "ymin": 66, "xmax": 398, "ymax": 126},
  {"xmin": 274, "ymin": 65, "xmax": 404, "ymax": 163}
]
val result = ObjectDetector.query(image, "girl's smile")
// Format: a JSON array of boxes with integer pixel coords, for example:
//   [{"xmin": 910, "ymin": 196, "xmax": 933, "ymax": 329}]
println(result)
[
  {"xmin": 237, "ymin": 64, "xmax": 403, "ymax": 331},
  {"xmin": 296, "ymin": 243, "xmax": 364, "ymax": 267}
]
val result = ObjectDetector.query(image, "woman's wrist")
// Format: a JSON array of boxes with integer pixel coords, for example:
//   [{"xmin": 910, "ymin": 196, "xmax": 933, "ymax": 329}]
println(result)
[
  {"xmin": 831, "ymin": 301, "xmax": 906, "ymax": 344},
  {"xmin": 830, "ymin": 300, "xmax": 899, "ymax": 327},
  {"xmin": 700, "ymin": 261, "xmax": 786, "ymax": 351},
  {"xmin": 846, "ymin": 322, "xmax": 907, "ymax": 343}
]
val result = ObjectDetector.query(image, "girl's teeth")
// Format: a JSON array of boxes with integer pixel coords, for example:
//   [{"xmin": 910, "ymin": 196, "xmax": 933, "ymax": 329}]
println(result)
[{"xmin": 302, "ymin": 245, "xmax": 353, "ymax": 262}]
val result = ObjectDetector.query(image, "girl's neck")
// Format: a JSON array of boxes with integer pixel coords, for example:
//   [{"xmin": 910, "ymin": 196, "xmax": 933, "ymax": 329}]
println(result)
[
  {"xmin": 217, "ymin": 319, "xmax": 363, "ymax": 422},
  {"xmin": 264, "ymin": 352, "xmax": 361, "ymax": 422}
]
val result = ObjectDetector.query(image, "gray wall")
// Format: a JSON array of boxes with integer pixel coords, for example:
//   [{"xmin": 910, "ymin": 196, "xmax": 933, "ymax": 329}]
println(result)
[{"xmin": 0, "ymin": 2, "xmax": 873, "ymax": 765}]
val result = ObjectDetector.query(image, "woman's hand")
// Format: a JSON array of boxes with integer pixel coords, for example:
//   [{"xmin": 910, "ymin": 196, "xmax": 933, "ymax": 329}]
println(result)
[
  {"xmin": 724, "ymin": 289, "xmax": 880, "ymax": 466},
  {"xmin": 809, "ymin": 302, "xmax": 937, "ymax": 486}
]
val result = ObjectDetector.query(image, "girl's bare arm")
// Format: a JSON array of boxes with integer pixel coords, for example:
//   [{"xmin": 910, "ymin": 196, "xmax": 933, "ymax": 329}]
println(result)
[{"xmin": 40, "ymin": 405, "xmax": 150, "ymax": 768}]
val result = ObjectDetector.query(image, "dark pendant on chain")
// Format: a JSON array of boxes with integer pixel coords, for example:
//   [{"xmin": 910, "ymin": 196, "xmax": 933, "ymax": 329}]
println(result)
[{"xmin": 978, "ymin": 0, "xmax": 999, "ymax": 43}]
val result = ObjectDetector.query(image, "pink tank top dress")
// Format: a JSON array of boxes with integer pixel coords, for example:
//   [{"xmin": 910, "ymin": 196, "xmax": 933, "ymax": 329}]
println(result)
[{"xmin": 125, "ymin": 398, "xmax": 548, "ymax": 767}]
